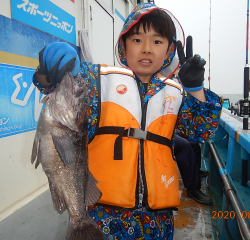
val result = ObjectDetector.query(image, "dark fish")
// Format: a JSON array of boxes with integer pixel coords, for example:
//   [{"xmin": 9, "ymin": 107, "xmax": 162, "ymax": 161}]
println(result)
[{"xmin": 31, "ymin": 72, "xmax": 105, "ymax": 240}]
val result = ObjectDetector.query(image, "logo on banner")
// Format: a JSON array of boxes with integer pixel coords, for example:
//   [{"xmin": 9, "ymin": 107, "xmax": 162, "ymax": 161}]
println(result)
[
  {"xmin": 0, "ymin": 63, "xmax": 45, "ymax": 138},
  {"xmin": 11, "ymin": 72, "xmax": 44, "ymax": 121},
  {"xmin": 10, "ymin": 0, "xmax": 76, "ymax": 44}
]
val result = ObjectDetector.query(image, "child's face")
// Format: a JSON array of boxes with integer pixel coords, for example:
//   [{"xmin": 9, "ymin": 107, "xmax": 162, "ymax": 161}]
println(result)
[{"xmin": 121, "ymin": 25, "xmax": 174, "ymax": 83}]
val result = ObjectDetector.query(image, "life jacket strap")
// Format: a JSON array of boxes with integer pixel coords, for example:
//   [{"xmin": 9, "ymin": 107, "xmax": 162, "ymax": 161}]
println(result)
[{"xmin": 96, "ymin": 126, "xmax": 171, "ymax": 160}]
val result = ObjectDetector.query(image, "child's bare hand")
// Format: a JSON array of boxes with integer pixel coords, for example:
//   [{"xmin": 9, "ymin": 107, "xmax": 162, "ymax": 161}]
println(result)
[{"xmin": 176, "ymin": 36, "xmax": 206, "ymax": 91}]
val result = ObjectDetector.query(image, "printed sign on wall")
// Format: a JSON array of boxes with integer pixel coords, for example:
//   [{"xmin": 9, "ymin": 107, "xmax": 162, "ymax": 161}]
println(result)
[
  {"xmin": 10, "ymin": 0, "xmax": 76, "ymax": 44},
  {"xmin": 0, "ymin": 63, "xmax": 44, "ymax": 138}
]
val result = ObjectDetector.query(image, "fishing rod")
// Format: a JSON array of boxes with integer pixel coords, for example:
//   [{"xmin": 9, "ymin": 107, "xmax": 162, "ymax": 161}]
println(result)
[
  {"xmin": 224, "ymin": 0, "xmax": 250, "ymax": 188},
  {"xmin": 242, "ymin": 0, "xmax": 250, "ymax": 130},
  {"xmin": 241, "ymin": 0, "xmax": 250, "ymax": 189},
  {"xmin": 229, "ymin": 0, "xmax": 250, "ymax": 131},
  {"xmin": 208, "ymin": 0, "xmax": 211, "ymax": 90}
]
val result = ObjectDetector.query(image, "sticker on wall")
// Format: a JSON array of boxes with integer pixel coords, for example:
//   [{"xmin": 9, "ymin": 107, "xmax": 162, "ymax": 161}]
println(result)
[
  {"xmin": 0, "ymin": 63, "xmax": 44, "ymax": 138},
  {"xmin": 10, "ymin": 0, "xmax": 76, "ymax": 44}
]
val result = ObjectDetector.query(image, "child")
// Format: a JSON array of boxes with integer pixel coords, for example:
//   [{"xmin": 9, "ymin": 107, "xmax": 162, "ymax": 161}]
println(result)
[{"xmin": 34, "ymin": 3, "xmax": 222, "ymax": 239}]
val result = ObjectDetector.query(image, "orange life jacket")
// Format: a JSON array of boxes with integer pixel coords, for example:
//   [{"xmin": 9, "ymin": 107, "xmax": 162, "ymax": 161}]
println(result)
[{"xmin": 88, "ymin": 65, "xmax": 183, "ymax": 210}]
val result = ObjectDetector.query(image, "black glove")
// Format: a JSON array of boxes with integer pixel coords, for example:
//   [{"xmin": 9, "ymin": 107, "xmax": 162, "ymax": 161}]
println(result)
[
  {"xmin": 39, "ymin": 42, "xmax": 80, "ymax": 84},
  {"xmin": 176, "ymin": 36, "xmax": 206, "ymax": 91}
]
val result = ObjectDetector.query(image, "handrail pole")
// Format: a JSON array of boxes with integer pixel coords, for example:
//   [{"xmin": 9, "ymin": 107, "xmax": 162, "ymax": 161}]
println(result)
[{"xmin": 209, "ymin": 142, "xmax": 250, "ymax": 240}]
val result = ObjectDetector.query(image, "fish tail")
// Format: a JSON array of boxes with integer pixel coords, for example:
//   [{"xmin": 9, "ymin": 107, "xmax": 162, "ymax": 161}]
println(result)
[{"xmin": 65, "ymin": 216, "xmax": 105, "ymax": 240}]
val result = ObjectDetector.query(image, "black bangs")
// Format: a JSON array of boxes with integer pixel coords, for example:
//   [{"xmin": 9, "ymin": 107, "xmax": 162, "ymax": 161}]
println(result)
[{"xmin": 122, "ymin": 9, "xmax": 174, "ymax": 47}]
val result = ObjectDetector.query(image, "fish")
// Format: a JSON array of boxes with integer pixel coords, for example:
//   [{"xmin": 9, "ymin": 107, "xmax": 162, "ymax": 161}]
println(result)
[{"xmin": 31, "ymin": 72, "xmax": 105, "ymax": 240}]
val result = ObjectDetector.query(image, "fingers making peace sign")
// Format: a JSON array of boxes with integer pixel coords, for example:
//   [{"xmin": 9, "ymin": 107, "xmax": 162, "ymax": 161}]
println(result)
[{"xmin": 176, "ymin": 36, "xmax": 206, "ymax": 91}]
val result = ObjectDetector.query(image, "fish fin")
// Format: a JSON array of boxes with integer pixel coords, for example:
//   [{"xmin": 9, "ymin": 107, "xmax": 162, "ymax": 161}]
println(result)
[
  {"xmin": 48, "ymin": 179, "xmax": 66, "ymax": 214},
  {"xmin": 65, "ymin": 215, "xmax": 105, "ymax": 240},
  {"xmin": 35, "ymin": 157, "xmax": 41, "ymax": 169},
  {"xmin": 31, "ymin": 137, "xmax": 41, "ymax": 169},
  {"xmin": 51, "ymin": 133, "xmax": 76, "ymax": 167},
  {"xmin": 40, "ymin": 95, "xmax": 49, "ymax": 104},
  {"xmin": 31, "ymin": 135, "xmax": 38, "ymax": 164},
  {"xmin": 85, "ymin": 171, "xmax": 102, "ymax": 206}
]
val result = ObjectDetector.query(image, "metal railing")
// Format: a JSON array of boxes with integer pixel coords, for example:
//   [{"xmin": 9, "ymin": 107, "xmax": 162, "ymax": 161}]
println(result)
[{"xmin": 209, "ymin": 142, "xmax": 250, "ymax": 240}]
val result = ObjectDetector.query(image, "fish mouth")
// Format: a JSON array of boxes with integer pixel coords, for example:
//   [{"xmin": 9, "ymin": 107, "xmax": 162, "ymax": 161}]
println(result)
[
  {"xmin": 61, "ymin": 72, "xmax": 75, "ymax": 94},
  {"xmin": 64, "ymin": 72, "xmax": 84, "ymax": 96}
]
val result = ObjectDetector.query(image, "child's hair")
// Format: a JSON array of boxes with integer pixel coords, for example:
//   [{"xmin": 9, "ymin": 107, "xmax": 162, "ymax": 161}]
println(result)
[{"xmin": 121, "ymin": 9, "xmax": 174, "ymax": 49}]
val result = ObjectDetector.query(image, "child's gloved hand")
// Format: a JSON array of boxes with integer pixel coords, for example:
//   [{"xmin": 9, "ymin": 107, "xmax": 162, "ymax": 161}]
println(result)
[
  {"xmin": 39, "ymin": 42, "xmax": 80, "ymax": 84},
  {"xmin": 176, "ymin": 36, "xmax": 206, "ymax": 92}
]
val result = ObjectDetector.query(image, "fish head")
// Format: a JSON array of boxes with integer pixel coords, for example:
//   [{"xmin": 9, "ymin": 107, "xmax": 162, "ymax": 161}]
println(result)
[
  {"xmin": 63, "ymin": 72, "xmax": 88, "ymax": 111},
  {"xmin": 43, "ymin": 72, "xmax": 88, "ymax": 132}
]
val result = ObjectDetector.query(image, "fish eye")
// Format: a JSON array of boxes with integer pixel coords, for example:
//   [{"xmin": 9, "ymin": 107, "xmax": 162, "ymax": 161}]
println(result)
[{"xmin": 74, "ymin": 77, "xmax": 81, "ymax": 84}]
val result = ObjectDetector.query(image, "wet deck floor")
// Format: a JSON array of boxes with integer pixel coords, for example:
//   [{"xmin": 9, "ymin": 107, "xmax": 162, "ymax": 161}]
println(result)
[
  {"xmin": 174, "ymin": 178, "xmax": 217, "ymax": 240},
  {"xmin": 0, "ymin": 175, "xmax": 217, "ymax": 240}
]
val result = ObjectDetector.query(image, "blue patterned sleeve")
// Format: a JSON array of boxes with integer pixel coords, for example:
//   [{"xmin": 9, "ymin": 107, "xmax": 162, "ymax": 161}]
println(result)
[
  {"xmin": 79, "ymin": 62, "xmax": 100, "ymax": 142},
  {"xmin": 177, "ymin": 88, "xmax": 223, "ymax": 142}
]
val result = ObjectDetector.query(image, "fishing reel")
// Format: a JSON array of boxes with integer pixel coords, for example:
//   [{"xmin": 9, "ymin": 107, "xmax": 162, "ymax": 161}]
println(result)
[
  {"xmin": 239, "ymin": 99, "xmax": 250, "ymax": 118},
  {"xmin": 228, "ymin": 99, "xmax": 250, "ymax": 117}
]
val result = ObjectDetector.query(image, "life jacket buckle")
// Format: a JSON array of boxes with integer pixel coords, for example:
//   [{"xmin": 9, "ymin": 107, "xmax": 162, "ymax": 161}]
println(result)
[{"xmin": 127, "ymin": 127, "xmax": 147, "ymax": 140}]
